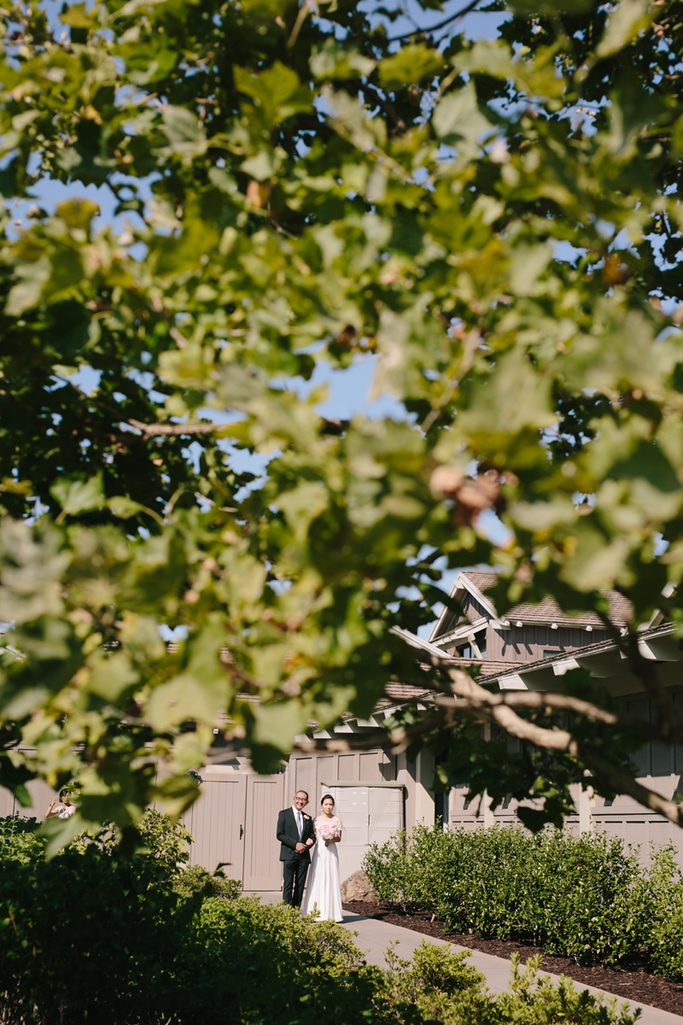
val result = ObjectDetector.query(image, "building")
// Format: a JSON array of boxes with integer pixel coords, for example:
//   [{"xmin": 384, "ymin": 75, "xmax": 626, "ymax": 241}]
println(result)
[
  {"xmin": 177, "ymin": 572, "xmax": 683, "ymax": 886},
  {"xmin": 2, "ymin": 571, "xmax": 683, "ymax": 884}
]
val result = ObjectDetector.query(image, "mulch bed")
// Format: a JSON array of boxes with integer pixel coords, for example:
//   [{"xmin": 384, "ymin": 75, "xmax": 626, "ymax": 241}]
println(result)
[{"xmin": 343, "ymin": 901, "xmax": 683, "ymax": 1016}]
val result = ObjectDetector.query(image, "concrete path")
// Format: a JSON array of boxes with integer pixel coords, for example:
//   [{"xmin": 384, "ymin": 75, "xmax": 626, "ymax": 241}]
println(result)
[{"xmin": 341, "ymin": 913, "xmax": 683, "ymax": 1025}]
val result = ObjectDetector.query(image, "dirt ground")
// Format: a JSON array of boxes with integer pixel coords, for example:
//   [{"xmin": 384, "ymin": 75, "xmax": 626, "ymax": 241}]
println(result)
[{"xmin": 343, "ymin": 902, "xmax": 683, "ymax": 1015}]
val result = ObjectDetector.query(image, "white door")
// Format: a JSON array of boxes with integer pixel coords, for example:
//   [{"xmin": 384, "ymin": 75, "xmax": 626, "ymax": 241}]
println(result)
[
  {"xmin": 368, "ymin": 786, "xmax": 403, "ymax": 846},
  {"xmin": 183, "ymin": 774, "xmax": 247, "ymax": 879},
  {"xmin": 322, "ymin": 784, "xmax": 403, "ymax": 881}
]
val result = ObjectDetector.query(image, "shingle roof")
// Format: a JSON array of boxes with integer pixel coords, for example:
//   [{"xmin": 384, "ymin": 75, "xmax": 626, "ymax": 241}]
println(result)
[
  {"xmin": 459, "ymin": 572, "xmax": 632, "ymax": 628},
  {"xmin": 384, "ymin": 683, "xmax": 432, "ymax": 702},
  {"xmin": 460, "ymin": 571, "xmax": 498, "ymax": 593}
]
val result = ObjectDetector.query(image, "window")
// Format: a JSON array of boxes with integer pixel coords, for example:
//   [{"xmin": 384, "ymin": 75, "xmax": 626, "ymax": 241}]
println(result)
[
  {"xmin": 543, "ymin": 649, "xmax": 561, "ymax": 659},
  {"xmin": 435, "ymin": 790, "xmax": 450, "ymax": 829}
]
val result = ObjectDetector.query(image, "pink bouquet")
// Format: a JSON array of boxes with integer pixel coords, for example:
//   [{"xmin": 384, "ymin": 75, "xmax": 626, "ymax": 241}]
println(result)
[{"xmin": 317, "ymin": 821, "xmax": 341, "ymax": 842}]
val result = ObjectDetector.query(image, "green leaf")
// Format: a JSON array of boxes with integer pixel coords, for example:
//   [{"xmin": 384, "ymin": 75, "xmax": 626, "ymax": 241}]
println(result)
[
  {"xmin": 234, "ymin": 62, "xmax": 311, "ymax": 128},
  {"xmin": 310, "ymin": 41, "xmax": 376, "ymax": 81},
  {"xmin": 432, "ymin": 82, "xmax": 492, "ymax": 154},
  {"xmin": 453, "ymin": 349, "xmax": 555, "ymax": 454},
  {"xmin": 51, "ymin": 474, "xmax": 105, "ymax": 521},
  {"xmin": 56, "ymin": 198, "xmax": 100, "ymax": 232},
  {"xmin": 596, "ymin": 0, "xmax": 653, "ymax": 59},
  {"xmin": 162, "ymin": 107, "xmax": 207, "ymax": 161},
  {"xmin": 379, "ymin": 45, "xmax": 444, "ymax": 91},
  {"xmin": 108, "ymin": 497, "xmax": 164, "ymax": 525},
  {"xmin": 108, "ymin": 496, "xmax": 145, "ymax": 519},
  {"xmin": 241, "ymin": 150, "xmax": 276, "ymax": 182},
  {"xmin": 5, "ymin": 257, "xmax": 51, "ymax": 316},
  {"xmin": 88, "ymin": 651, "xmax": 139, "ymax": 701}
]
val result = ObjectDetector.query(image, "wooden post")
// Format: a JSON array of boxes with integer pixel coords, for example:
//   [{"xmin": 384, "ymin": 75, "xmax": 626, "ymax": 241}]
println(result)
[
  {"xmin": 579, "ymin": 784, "xmax": 594, "ymax": 834},
  {"xmin": 482, "ymin": 724, "xmax": 495, "ymax": 827},
  {"xmin": 483, "ymin": 791, "xmax": 495, "ymax": 828}
]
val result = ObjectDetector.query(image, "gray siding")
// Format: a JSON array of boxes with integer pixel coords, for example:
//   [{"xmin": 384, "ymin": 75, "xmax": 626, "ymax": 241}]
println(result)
[{"xmin": 486, "ymin": 624, "xmax": 608, "ymax": 664}]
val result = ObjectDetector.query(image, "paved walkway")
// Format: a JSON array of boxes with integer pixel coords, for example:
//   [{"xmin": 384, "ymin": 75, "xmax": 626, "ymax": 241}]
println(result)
[{"xmin": 341, "ymin": 914, "xmax": 683, "ymax": 1025}]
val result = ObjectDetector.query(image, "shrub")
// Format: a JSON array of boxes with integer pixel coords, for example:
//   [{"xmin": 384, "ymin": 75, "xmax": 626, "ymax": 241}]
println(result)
[
  {"xmin": 0, "ymin": 841, "xmax": 190, "ymax": 1024},
  {"xmin": 137, "ymin": 808, "xmax": 192, "ymax": 872},
  {"xmin": 172, "ymin": 863, "xmax": 242, "ymax": 900},
  {"xmin": 0, "ymin": 816, "xmax": 42, "ymax": 863},
  {"xmin": 379, "ymin": 943, "xmax": 638, "ymax": 1025},
  {"xmin": 364, "ymin": 826, "xmax": 460, "ymax": 913},
  {"xmin": 0, "ymin": 813, "xmax": 379, "ymax": 1025},
  {"xmin": 638, "ymin": 843, "xmax": 683, "ymax": 978},
  {"xmin": 173, "ymin": 897, "xmax": 381, "ymax": 1025},
  {"xmin": 363, "ymin": 824, "xmax": 665, "ymax": 970}
]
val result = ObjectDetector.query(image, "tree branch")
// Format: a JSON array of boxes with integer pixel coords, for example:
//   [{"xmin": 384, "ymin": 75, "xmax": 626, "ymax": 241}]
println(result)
[
  {"xmin": 433, "ymin": 687, "xmax": 618, "ymax": 724},
  {"xmin": 126, "ymin": 417, "xmax": 350, "ymax": 439},
  {"xmin": 287, "ymin": 667, "xmax": 683, "ymax": 828},
  {"xmin": 127, "ymin": 419, "xmax": 218, "ymax": 439},
  {"xmin": 387, "ymin": 0, "xmax": 484, "ymax": 42},
  {"xmin": 59, "ymin": 378, "xmax": 350, "ymax": 441},
  {"xmin": 441, "ymin": 669, "xmax": 573, "ymax": 750}
]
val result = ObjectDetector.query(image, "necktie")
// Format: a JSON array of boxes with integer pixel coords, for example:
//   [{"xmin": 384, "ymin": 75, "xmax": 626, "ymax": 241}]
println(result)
[{"xmin": 296, "ymin": 810, "xmax": 302, "ymax": 839}]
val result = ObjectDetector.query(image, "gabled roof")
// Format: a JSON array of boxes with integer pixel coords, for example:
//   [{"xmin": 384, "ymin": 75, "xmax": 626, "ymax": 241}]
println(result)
[
  {"xmin": 329, "ymin": 621, "xmax": 683, "ymax": 738},
  {"xmin": 461, "ymin": 571, "xmax": 498, "ymax": 593},
  {"xmin": 429, "ymin": 570, "xmax": 632, "ymax": 646}
]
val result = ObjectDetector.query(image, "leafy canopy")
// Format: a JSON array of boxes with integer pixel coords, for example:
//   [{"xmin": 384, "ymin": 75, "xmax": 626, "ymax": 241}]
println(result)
[{"xmin": 0, "ymin": 0, "xmax": 681, "ymax": 837}]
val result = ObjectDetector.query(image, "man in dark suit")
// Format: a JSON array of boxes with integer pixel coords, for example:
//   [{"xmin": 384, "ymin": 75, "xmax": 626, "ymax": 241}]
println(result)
[{"xmin": 277, "ymin": 790, "xmax": 315, "ymax": 907}]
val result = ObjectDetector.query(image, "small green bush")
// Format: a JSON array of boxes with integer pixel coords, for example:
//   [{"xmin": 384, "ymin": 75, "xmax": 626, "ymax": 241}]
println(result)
[
  {"xmin": 379, "ymin": 943, "xmax": 638, "ymax": 1025},
  {"xmin": 172, "ymin": 863, "xmax": 242, "ymax": 900},
  {"xmin": 0, "ymin": 815, "xmax": 42, "ymax": 863},
  {"xmin": 363, "ymin": 824, "xmax": 683, "ymax": 972},
  {"xmin": 173, "ymin": 896, "xmax": 380, "ymax": 1025},
  {"xmin": 0, "ymin": 813, "xmax": 379, "ymax": 1025}
]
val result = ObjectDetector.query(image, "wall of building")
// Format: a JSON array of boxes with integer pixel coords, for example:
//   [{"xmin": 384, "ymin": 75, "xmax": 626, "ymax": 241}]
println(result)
[
  {"xmin": 486, "ymin": 623, "xmax": 608, "ymax": 664},
  {"xmin": 185, "ymin": 745, "xmax": 440, "ymax": 888},
  {"xmin": 447, "ymin": 779, "xmax": 683, "ymax": 864},
  {"xmin": 0, "ymin": 776, "xmax": 56, "ymax": 820},
  {"xmin": 445, "ymin": 689, "xmax": 683, "ymax": 864}
]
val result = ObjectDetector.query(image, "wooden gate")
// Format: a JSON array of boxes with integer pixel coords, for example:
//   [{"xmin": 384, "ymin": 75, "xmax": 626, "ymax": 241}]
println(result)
[
  {"xmin": 242, "ymin": 774, "xmax": 285, "ymax": 891},
  {"xmin": 183, "ymin": 770, "xmax": 285, "ymax": 890},
  {"xmin": 183, "ymin": 772, "xmax": 246, "ymax": 881}
]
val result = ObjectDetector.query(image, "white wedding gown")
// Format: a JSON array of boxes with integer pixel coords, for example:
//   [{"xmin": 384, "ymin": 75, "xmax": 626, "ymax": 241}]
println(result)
[{"xmin": 301, "ymin": 814, "xmax": 344, "ymax": 922}]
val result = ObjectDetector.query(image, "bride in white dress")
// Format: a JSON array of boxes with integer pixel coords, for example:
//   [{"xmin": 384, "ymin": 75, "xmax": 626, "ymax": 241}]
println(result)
[{"xmin": 301, "ymin": 794, "xmax": 344, "ymax": 922}]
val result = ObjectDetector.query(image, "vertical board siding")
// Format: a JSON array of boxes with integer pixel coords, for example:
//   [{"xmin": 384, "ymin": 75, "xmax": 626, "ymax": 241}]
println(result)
[
  {"xmin": 294, "ymin": 757, "xmax": 315, "ymax": 799},
  {"xmin": 486, "ymin": 624, "xmax": 608, "ymax": 664},
  {"xmin": 359, "ymin": 752, "xmax": 383, "ymax": 781}
]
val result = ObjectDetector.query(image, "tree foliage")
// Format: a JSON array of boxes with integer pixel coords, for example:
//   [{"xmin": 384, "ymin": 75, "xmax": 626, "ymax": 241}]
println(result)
[{"xmin": 0, "ymin": 0, "xmax": 681, "ymax": 835}]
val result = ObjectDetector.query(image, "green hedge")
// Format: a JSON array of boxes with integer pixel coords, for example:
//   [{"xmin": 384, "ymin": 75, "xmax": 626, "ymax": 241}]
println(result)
[
  {"xmin": 363, "ymin": 824, "xmax": 683, "ymax": 974},
  {"xmin": 0, "ymin": 815, "xmax": 642, "ymax": 1024}
]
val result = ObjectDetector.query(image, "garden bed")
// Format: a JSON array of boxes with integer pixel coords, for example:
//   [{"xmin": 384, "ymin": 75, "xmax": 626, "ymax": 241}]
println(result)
[{"xmin": 343, "ymin": 901, "xmax": 683, "ymax": 1016}]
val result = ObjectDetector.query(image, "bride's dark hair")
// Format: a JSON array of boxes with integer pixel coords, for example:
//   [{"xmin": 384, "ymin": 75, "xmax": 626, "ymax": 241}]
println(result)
[{"xmin": 321, "ymin": 794, "xmax": 335, "ymax": 806}]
